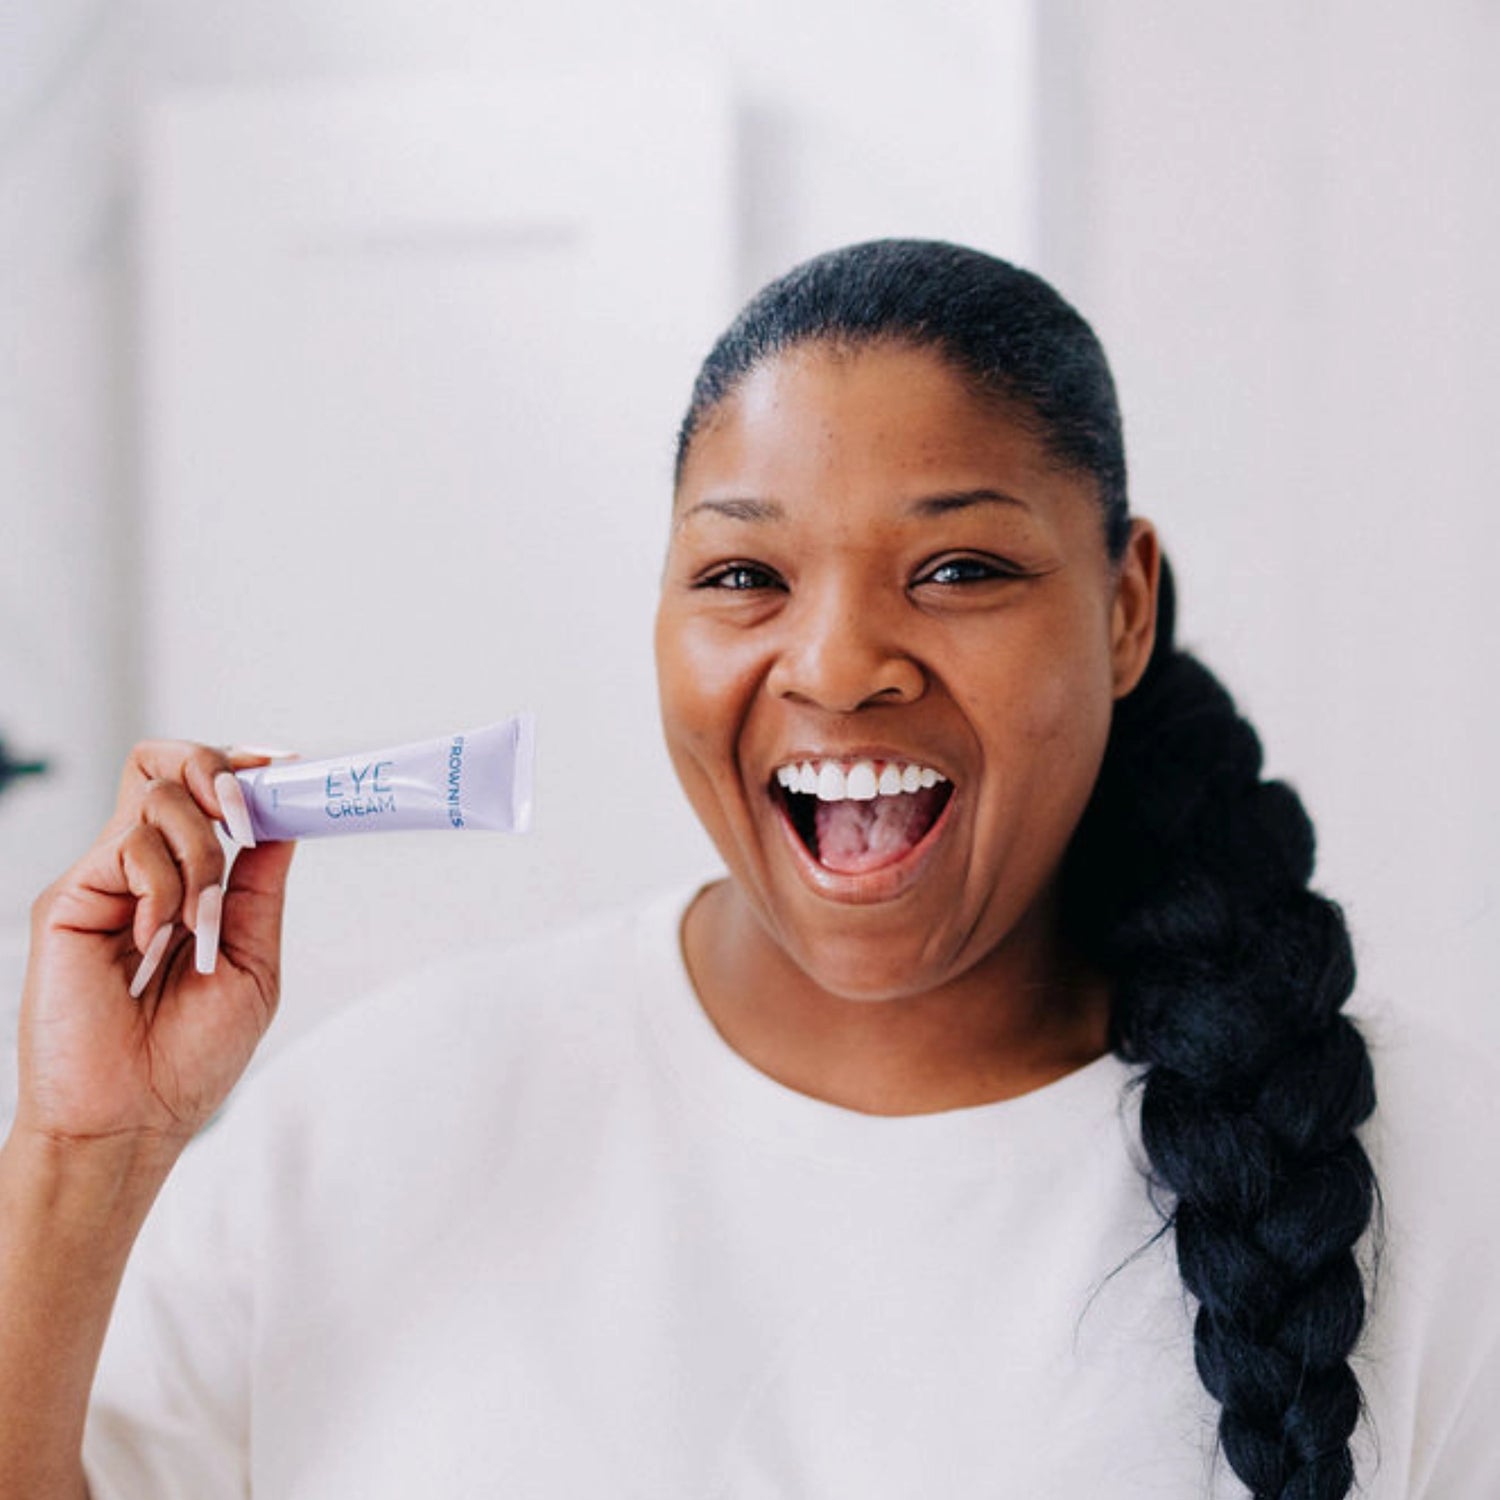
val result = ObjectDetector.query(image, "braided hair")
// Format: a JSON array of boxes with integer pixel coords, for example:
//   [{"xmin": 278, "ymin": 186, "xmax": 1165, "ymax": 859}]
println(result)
[{"xmin": 675, "ymin": 240, "xmax": 1378, "ymax": 1499}]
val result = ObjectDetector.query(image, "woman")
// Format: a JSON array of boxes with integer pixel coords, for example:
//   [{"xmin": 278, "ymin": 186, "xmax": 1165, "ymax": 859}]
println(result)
[{"xmin": 1, "ymin": 241, "xmax": 1495, "ymax": 1498}]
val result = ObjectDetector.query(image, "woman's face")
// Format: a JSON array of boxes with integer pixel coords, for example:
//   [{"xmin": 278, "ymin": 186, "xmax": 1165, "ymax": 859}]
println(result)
[{"xmin": 656, "ymin": 340, "xmax": 1158, "ymax": 1002}]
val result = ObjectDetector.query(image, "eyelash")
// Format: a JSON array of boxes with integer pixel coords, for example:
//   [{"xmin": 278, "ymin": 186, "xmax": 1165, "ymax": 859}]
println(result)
[
  {"xmin": 695, "ymin": 563, "xmax": 785, "ymax": 592},
  {"xmin": 693, "ymin": 555, "xmax": 1027, "ymax": 593},
  {"xmin": 914, "ymin": 554, "xmax": 1026, "ymax": 587}
]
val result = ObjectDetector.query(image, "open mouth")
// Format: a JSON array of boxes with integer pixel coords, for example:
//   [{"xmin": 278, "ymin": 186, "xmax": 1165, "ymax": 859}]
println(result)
[{"xmin": 772, "ymin": 758, "xmax": 955, "ymax": 876}]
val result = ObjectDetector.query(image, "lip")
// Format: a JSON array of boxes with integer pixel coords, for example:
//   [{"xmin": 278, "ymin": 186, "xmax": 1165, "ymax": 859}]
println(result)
[{"xmin": 767, "ymin": 774, "xmax": 960, "ymax": 906}]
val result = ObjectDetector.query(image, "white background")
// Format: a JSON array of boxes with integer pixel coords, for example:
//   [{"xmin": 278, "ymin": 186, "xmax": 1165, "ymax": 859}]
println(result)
[{"xmin": 2, "ymin": 1, "xmax": 1496, "ymax": 1087}]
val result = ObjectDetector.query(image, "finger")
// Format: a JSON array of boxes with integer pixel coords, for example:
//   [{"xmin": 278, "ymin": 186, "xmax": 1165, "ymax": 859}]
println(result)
[
  {"xmin": 117, "ymin": 823, "xmax": 187, "ymax": 951},
  {"xmin": 117, "ymin": 741, "xmax": 240, "ymax": 831},
  {"xmin": 226, "ymin": 836, "xmax": 297, "ymax": 899},
  {"xmin": 137, "ymin": 781, "xmax": 228, "ymax": 930},
  {"xmin": 219, "ymin": 840, "xmax": 296, "ymax": 981}
]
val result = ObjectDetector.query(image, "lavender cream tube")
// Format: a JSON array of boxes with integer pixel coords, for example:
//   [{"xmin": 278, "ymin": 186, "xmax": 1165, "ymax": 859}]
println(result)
[{"xmin": 232, "ymin": 716, "xmax": 533, "ymax": 842}]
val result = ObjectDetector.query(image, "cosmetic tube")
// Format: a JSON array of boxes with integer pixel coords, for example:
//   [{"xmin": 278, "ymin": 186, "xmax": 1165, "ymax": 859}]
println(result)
[{"xmin": 233, "ymin": 716, "xmax": 533, "ymax": 842}]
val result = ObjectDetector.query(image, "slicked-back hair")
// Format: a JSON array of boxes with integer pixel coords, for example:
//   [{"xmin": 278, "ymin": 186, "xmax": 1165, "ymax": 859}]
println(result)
[{"xmin": 675, "ymin": 241, "xmax": 1129, "ymax": 558}]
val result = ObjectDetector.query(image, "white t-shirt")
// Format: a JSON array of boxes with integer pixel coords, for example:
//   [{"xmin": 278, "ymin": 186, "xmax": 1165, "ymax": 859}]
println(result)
[{"xmin": 83, "ymin": 884, "xmax": 1500, "ymax": 1498}]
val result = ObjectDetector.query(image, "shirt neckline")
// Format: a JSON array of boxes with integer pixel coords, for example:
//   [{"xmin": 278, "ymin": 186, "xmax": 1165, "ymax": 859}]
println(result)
[{"xmin": 632, "ymin": 880, "xmax": 1138, "ymax": 1174}]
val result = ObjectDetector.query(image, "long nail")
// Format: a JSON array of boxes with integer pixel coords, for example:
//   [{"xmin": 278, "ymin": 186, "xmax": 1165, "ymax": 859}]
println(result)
[
  {"xmin": 214, "ymin": 771, "xmax": 257, "ymax": 848},
  {"xmin": 227, "ymin": 744, "xmax": 298, "ymax": 761},
  {"xmin": 195, "ymin": 885, "xmax": 223, "ymax": 975},
  {"xmin": 129, "ymin": 923, "xmax": 174, "ymax": 999}
]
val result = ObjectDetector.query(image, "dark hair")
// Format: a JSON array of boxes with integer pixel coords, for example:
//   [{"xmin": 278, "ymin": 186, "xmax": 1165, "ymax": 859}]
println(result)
[
  {"xmin": 676, "ymin": 239, "xmax": 1378, "ymax": 1500},
  {"xmin": 675, "ymin": 240, "xmax": 1130, "ymax": 557}
]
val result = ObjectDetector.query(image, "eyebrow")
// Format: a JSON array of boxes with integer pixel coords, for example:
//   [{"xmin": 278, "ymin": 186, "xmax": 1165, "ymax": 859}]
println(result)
[
  {"xmin": 675, "ymin": 497, "xmax": 785, "ymax": 529},
  {"xmin": 905, "ymin": 488, "xmax": 1033, "ymax": 517},
  {"xmin": 674, "ymin": 487, "xmax": 1032, "ymax": 530}
]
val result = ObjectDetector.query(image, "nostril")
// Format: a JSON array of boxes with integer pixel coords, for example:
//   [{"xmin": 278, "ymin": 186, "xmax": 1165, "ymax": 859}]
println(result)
[{"xmin": 770, "ymin": 657, "xmax": 926, "ymax": 714}]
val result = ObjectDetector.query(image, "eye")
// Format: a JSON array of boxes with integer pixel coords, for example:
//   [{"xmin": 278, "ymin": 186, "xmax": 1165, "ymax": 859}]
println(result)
[
  {"xmin": 695, "ymin": 562, "xmax": 785, "ymax": 592},
  {"xmin": 913, "ymin": 554, "xmax": 1025, "ymax": 588}
]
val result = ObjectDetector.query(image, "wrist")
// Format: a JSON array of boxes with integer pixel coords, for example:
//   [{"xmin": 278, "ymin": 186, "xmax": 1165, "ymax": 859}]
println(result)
[{"xmin": 0, "ymin": 1125, "xmax": 184, "ymax": 1248}]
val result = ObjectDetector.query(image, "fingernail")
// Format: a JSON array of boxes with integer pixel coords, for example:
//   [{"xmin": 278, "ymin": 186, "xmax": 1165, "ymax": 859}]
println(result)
[
  {"xmin": 195, "ymin": 884, "xmax": 223, "ymax": 975},
  {"xmin": 228, "ymin": 744, "xmax": 298, "ymax": 761},
  {"xmin": 214, "ymin": 771, "xmax": 257, "ymax": 848},
  {"xmin": 130, "ymin": 923, "xmax": 174, "ymax": 999}
]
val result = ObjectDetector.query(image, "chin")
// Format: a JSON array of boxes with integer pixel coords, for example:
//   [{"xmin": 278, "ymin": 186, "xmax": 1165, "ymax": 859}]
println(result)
[{"xmin": 773, "ymin": 915, "xmax": 969, "ymax": 1005}]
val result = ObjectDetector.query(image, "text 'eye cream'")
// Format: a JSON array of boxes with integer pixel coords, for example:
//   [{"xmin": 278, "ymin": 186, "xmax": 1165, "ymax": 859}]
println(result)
[{"xmin": 232, "ymin": 715, "xmax": 534, "ymax": 842}]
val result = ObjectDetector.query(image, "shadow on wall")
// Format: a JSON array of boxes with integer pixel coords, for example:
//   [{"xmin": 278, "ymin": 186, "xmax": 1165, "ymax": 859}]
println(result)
[{"xmin": 0, "ymin": 736, "xmax": 50, "ymax": 802}]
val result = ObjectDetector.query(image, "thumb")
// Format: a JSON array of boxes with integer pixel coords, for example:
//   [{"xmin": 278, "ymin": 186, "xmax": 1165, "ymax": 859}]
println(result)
[{"xmin": 218, "ymin": 838, "xmax": 296, "ymax": 984}]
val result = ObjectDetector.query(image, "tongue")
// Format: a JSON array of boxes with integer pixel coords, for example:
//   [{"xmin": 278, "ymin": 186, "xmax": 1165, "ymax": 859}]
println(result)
[{"xmin": 814, "ymin": 787, "xmax": 946, "ymax": 874}]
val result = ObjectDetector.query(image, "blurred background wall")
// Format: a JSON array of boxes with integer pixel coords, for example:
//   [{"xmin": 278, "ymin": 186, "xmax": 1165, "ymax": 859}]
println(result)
[{"xmin": 2, "ymin": 1, "xmax": 1496, "ymax": 1095}]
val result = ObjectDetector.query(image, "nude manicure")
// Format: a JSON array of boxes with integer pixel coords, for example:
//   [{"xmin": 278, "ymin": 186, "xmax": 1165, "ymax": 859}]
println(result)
[
  {"xmin": 195, "ymin": 884, "xmax": 223, "ymax": 975},
  {"xmin": 214, "ymin": 770, "xmax": 257, "ymax": 848},
  {"xmin": 129, "ymin": 923, "xmax": 174, "ymax": 999}
]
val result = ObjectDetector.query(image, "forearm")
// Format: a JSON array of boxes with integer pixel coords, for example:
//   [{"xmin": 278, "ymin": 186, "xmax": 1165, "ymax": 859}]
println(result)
[{"xmin": 0, "ymin": 1129, "xmax": 181, "ymax": 1500}]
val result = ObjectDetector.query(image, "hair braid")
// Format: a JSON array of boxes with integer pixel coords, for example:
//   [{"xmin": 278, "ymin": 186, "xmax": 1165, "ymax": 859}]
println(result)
[{"xmin": 1067, "ymin": 562, "xmax": 1378, "ymax": 1498}]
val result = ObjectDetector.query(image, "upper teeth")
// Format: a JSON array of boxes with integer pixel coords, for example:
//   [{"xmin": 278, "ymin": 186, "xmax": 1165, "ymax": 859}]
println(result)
[{"xmin": 773, "ymin": 758, "xmax": 948, "ymax": 802}]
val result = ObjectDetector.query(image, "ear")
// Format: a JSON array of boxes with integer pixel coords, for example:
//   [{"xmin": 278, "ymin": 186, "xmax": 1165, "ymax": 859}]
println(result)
[{"xmin": 1110, "ymin": 519, "xmax": 1161, "ymax": 700}]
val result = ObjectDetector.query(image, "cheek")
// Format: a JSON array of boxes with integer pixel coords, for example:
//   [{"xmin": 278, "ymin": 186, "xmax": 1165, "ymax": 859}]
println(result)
[
  {"xmin": 654, "ymin": 612, "xmax": 755, "ymax": 770},
  {"xmin": 654, "ymin": 614, "xmax": 772, "ymax": 875},
  {"xmin": 962, "ymin": 623, "xmax": 1116, "ymax": 798},
  {"xmin": 1027, "ymin": 653, "xmax": 1114, "ymax": 760}
]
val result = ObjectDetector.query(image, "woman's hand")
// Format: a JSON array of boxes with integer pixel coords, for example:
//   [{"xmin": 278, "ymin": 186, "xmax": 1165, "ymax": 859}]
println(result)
[
  {"xmin": 0, "ymin": 743, "xmax": 294, "ymax": 1499},
  {"xmin": 15, "ymin": 741, "xmax": 296, "ymax": 1154}
]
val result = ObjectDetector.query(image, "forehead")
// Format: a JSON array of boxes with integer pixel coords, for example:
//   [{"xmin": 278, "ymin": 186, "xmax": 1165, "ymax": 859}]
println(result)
[{"xmin": 676, "ymin": 341, "xmax": 1068, "ymax": 507}]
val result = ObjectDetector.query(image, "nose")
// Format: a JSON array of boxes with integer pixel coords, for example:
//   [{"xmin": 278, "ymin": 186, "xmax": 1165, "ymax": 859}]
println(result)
[{"xmin": 766, "ymin": 587, "xmax": 926, "ymax": 713}]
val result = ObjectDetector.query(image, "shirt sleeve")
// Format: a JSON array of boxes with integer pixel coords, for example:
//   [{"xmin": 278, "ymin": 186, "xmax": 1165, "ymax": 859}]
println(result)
[{"xmin": 81, "ymin": 1105, "xmax": 257, "ymax": 1500}]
